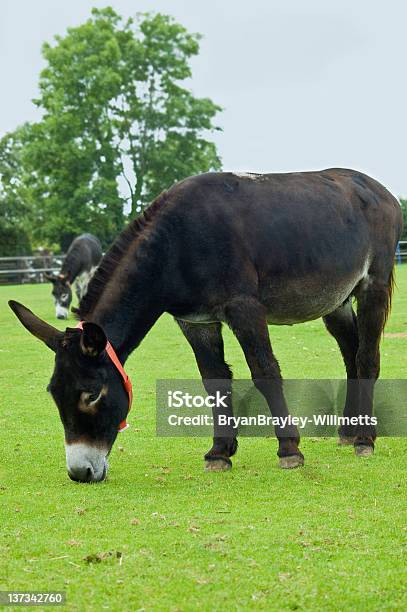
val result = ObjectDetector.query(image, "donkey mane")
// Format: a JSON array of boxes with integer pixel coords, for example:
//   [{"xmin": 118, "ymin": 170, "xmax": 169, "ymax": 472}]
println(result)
[{"xmin": 77, "ymin": 191, "xmax": 168, "ymax": 319}]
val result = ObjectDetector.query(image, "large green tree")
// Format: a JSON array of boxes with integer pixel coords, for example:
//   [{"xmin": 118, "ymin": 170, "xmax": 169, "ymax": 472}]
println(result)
[
  {"xmin": 6, "ymin": 7, "xmax": 221, "ymax": 249},
  {"xmin": 0, "ymin": 124, "xmax": 33, "ymax": 225},
  {"xmin": 0, "ymin": 125, "xmax": 34, "ymax": 255}
]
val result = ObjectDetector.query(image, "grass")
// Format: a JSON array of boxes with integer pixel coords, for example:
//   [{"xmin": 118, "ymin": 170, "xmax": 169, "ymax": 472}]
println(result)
[{"xmin": 1, "ymin": 266, "xmax": 407, "ymax": 611}]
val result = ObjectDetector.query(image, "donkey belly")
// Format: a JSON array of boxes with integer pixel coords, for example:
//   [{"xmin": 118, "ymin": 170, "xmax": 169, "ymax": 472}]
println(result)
[
  {"xmin": 176, "ymin": 267, "xmax": 367, "ymax": 326},
  {"xmin": 262, "ymin": 265, "xmax": 368, "ymax": 325}
]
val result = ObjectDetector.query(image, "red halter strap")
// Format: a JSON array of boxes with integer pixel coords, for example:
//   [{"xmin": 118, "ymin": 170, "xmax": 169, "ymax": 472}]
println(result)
[{"xmin": 76, "ymin": 321, "xmax": 132, "ymax": 432}]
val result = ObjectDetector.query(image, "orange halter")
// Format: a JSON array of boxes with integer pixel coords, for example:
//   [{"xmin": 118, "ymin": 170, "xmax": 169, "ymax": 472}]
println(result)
[{"xmin": 76, "ymin": 321, "xmax": 132, "ymax": 432}]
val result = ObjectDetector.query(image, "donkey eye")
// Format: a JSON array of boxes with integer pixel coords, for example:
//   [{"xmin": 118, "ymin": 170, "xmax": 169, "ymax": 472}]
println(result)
[
  {"xmin": 78, "ymin": 385, "xmax": 108, "ymax": 413},
  {"xmin": 82, "ymin": 390, "xmax": 101, "ymax": 405}
]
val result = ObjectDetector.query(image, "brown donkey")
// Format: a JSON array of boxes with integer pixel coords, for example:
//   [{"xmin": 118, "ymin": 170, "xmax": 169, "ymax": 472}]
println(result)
[{"xmin": 9, "ymin": 168, "xmax": 402, "ymax": 482}]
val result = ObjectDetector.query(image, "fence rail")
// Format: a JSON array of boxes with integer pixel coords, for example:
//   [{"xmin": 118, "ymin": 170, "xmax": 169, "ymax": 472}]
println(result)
[
  {"xmin": 396, "ymin": 240, "xmax": 407, "ymax": 264},
  {"xmin": 0, "ymin": 242, "xmax": 406, "ymax": 286},
  {"xmin": 0, "ymin": 254, "xmax": 65, "ymax": 285}
]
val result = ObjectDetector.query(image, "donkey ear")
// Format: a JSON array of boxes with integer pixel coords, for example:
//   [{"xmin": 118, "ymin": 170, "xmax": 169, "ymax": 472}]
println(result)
[
  {"xmin": 8, "ymin": 300, "xmax": 63, "ymax": 352},
  {"xmin": 44, "ymin": 272, "xmax": 56, "ymax": 283},
  {"xmin": 80, "ymin": 322, "xmax": 107, "ymax": 358}
]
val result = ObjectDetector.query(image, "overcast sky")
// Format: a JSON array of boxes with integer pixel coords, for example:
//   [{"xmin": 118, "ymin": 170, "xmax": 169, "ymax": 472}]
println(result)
[{"xmin": 2, "ymin": 0, "xmax": 406, "ymax": 196}]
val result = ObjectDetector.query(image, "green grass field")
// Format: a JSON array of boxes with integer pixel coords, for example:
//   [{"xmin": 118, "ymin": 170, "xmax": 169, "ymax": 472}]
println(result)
[{"xmin": 1, "ymin": 267, "xmax": 406, "ymax": 611}]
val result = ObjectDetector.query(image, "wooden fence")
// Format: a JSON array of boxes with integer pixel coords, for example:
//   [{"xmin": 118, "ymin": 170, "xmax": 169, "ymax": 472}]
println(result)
[
  {"xmin": 0, "ymin": 254, "xmax": 64, "ymax": 285},
  {"xmin": 0, "ymin": 241, "xmax": 406, "ymax": 285}
]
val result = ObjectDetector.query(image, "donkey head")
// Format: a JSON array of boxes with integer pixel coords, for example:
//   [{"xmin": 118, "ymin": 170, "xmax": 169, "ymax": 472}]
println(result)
[
  {"xmin": 45, "ymin": 273, "xmax": 72, "ymax": 320},
  {"xmin": 9, "ymin": 301, "xmax": 129, "ymax": 483}
]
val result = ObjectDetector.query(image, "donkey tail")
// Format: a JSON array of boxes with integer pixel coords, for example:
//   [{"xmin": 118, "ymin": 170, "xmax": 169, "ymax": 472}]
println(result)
[{"xmin": 384, "ymin": 264, "xmax": 396, "ymax": 327}]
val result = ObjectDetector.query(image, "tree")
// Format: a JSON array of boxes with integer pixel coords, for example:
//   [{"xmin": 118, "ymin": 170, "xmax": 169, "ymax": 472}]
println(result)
[
  {"xmin": 0, "ymin": 124, "xmax": 33, "ymax": 226},
  {"xmin": 0, "ymin": 225, "xmax": 31, "ymax": 257},
  {"xmin": 108, "ymin": 10, "xmax": 222, "ymax": 213},
  {"xmin": 0, "ymin": 125, "xmax": 34, "ymax": 255},
  {"xmin": 16, "ymin": 7, "xmax": 221, "ymax": 248}
]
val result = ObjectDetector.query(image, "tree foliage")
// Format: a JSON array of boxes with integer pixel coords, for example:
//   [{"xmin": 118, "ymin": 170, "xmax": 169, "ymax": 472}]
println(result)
[
  {"xmin": 0, "ymin": 225, "xmax": 31, "ymax": 257},
  {"xmin": 0, "ymin": 124, "xmax": 34, "ymax": 255},
  {"xmin": 0, "ymin": 8, "xmax": 221, "ymax": 250},
  {"xmin": 0, "ymin": 124, "xmax": 34, "ymax": 225}
]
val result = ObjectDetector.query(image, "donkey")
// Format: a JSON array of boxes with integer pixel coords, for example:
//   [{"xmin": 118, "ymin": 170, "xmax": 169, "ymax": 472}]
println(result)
[
  {"xmin": 9, "ymin": 169, "xmax": 402, "ymax": 482},
  {"xmin": 45, "ymin": 234, "xmax": 102, "ymax": 319}
]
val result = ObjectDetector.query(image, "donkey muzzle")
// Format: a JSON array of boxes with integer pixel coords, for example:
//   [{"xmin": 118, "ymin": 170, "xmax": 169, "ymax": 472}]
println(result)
[
  {"xmin": 55, "ymin": 304, "xmax": 69, "ymax": 320},
  {"xmin": 65, "ymin": 442, "xmax": 108, "ymax": 483}
]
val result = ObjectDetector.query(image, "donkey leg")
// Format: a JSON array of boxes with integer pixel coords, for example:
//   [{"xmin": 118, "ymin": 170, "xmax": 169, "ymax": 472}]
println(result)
[
  {"xmin": 353, "ymin": 276, "xmax": 391, "ymax": 456},
  {"xmin": 81, "ymin": 270, "xmax": 92, "ymax": 297},
  {"xmin": 74, "ymin": 279, "xmax": 83, "ymax": 302},
  {"xmin": 75, "ymin": 272, "xmax": 90, "ymax": 301},
  {"xmin": 224, "ymin": 296, "xmax": 303, "ymax": 469},
  {"xmin": 323, "ymin": 300, "xmax": 359, "ymax": 444},
  {"xmin": 176, "ymin": 320, "xmax": 238, "ymax": 472}
]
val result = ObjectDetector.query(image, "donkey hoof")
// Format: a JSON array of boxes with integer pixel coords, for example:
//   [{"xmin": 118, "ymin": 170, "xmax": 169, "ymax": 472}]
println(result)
[
  {"xmin": 205, "ymin": 458, "xmax": 232, "ymax": 472},
  {"xmin": 338, "ymin": 436, "xmax": 355, "ymax": 446},
  {"xmin": 279, "ymin": 454, "xmax": 304, "ymax": 469},
  {"xmin": 354, "ymin": 445, "xmax": 374, "ymax": 457}
]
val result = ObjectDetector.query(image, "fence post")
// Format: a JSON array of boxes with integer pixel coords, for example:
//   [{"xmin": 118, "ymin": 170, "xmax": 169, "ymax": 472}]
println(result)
[{"xmin": 396, "ymin": 242, "xmax": 402, "ymax": 265}]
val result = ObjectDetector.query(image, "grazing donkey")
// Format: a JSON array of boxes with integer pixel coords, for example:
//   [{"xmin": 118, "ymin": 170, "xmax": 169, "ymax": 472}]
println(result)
[
  {"xmin": 9, "ymin": 169, "xmax": 402, "ymax": 482},
  {"xmin": 45, "ymin": 234, "xmax": 102, "ymax": 319}
]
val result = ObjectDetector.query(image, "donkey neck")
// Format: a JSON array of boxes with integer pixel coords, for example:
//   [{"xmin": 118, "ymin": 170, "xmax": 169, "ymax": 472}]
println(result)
[
  {"xmin": 87, "ymin": 252, "xmax": 165, "ymax": 363},
  {"xmin": 61, "ymin": 249, "xmax": 82, "ymax": 283},
  {"xmin": 78, "ymin": 193, "xmax": 171, "ymax": 362},
  {"xmin": 94, "ymin": 298, "xmax": 162, "ymax": 363}
]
